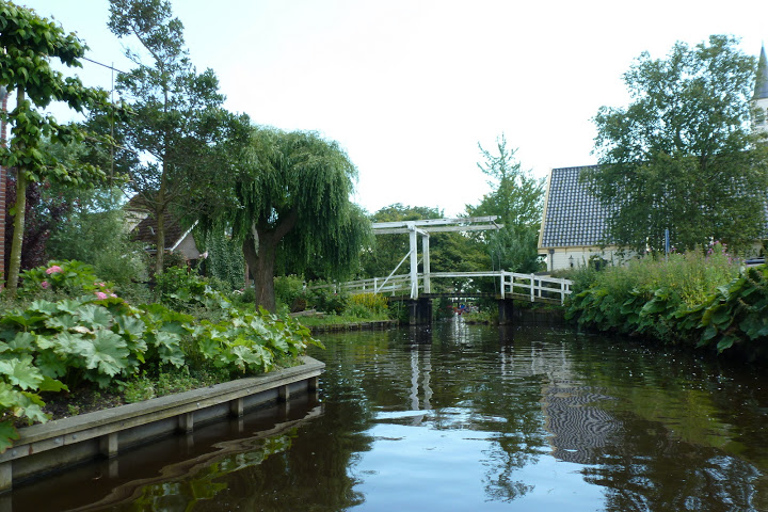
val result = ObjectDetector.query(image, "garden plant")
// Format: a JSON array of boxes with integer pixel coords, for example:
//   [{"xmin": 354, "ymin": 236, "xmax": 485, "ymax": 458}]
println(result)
[{"xmin": 0, "ymin": 260, "xmax": 321, "ymax": 453}]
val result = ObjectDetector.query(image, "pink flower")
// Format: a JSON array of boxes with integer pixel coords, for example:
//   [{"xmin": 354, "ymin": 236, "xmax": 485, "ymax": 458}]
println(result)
[
  {"xmin": 110, "ymin": 293, "xmax": 118, "ymax": 298},
  {"xmin": 46, "ymin": 265, "xmax": 63, "ymax": 275},
  {"xmin": 95, "ymin": 281, "xmax": 106, "ymax": 288},
  {"xmin": 41, "ymin": 281, "xmax": 50, "ymax": 289},
  {"xmin": 95, "ymin": 291, "xmax": 108, "ymax": 300}
]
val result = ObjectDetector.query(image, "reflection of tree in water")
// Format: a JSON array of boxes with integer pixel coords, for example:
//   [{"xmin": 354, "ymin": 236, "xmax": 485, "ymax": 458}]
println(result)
[
  {"xmin": 469, "ymin": 346, "xmax": 555, "ymax": 502},
  {"xmin": 560, "ymin": 332, "xmax": 768, "ymax": 511},
  {"xmin": 581, "ymin": 416, "xmax": 762, "ymax": 512},
  {"xmin": 481, "ymin": 432, "xmax": 537, "ymax": 502},
  {"xmin": 94, "ymin": 351, "xmax": 376, "ymax": 512},
  {"xmin": 192, "ymin": 406, "xmax": 369, "ymax": 512}
]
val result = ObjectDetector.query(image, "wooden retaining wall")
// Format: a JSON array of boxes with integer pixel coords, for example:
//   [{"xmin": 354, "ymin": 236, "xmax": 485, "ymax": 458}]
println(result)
[{"xmin": 0, "ymin": 356, "xmax": 324, "ymax": 492}]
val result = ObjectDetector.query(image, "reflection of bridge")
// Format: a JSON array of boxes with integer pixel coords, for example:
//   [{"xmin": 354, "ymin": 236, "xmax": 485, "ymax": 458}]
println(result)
[{"xmin": 319, "ymin": 217, "xmax": 573, "ymax": 324}]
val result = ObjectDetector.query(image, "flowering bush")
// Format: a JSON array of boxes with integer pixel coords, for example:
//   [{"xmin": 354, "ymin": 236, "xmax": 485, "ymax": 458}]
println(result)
[{"xmin": 19, "ymin": 260, "xmax": 119, "ymax": 300}]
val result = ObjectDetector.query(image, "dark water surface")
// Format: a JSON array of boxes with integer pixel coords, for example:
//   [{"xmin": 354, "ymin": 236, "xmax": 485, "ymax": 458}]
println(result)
[{"xmin": 10, "ymin": 321, "xmax": 768, "ymax": 511}]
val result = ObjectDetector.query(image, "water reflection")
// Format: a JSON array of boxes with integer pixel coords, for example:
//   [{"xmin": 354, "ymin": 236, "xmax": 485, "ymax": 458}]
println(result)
[{"xmin": 9, "ymin": 320, "xmax": 768, "ymax": 511}]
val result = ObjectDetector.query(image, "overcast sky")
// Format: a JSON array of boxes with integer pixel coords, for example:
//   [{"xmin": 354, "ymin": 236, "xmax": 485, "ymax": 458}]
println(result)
[{"xmin": 20, "ymin": 0, "xmax": 768, "ymax": 215}]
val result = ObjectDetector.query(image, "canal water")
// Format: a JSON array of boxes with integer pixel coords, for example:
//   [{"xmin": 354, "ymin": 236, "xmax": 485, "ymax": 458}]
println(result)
[{"xmin": 9, "ymin": 320, "xmax": 768, "ymax": 511}]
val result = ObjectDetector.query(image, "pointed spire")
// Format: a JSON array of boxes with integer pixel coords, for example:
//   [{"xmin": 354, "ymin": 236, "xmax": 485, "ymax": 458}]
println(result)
[{"xmin": 754, "ymin": 45, "xmax": 768, "ymax": 99}]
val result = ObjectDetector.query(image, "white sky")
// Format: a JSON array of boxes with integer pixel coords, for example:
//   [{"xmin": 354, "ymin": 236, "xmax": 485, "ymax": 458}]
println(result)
[{"xmin": 19, "ymin": 0, "xmax": 768, "ymax": 215}]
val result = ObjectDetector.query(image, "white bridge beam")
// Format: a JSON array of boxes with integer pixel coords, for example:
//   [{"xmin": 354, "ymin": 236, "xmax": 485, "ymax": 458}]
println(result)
[{"xmin": 372, "ymin": 217, "xmax": 502, "ymax": 300}]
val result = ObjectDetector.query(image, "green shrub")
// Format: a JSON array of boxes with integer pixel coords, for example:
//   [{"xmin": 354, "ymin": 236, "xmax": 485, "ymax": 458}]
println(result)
[
  {"xmin": 154, "ymin": 267, "xmax": 215, "ymax": 311},
  {"xmin": 349, "ymin": 293, "xmax": 388, "ymax": 314},
  {"xmin": 274, "ymin": 275, "xmax": 307, "ymax": 312},
  {"xmin": 699, "ymin": 264, "xmax": 768, "ymax": 353},
  {"xmin": 0, "ymin": 286, "xmax": 322, "ymax": 453},
  {"xmin": 45, "ymin": 188, "xmax": 149, "ymax": 289},
  {"xmin": 308, "ymin": 286, "xmax": 348, "ymax": 315},
  {"xmin": 565, "ymin": 243, "xmax": 757, "ymax": 351}
]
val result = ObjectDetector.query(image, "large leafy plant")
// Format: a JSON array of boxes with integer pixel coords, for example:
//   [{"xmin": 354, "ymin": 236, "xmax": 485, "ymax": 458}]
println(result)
[
  {"xmin": 0, "ymin": 261, "xmax": 322, "ymax": 453},
  {"xmin": 566, "ymin": 246, "xmax": 768, "ymax": 355}
]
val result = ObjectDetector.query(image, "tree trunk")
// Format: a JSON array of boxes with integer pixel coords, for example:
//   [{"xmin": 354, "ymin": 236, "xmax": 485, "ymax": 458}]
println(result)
[
  {"xmin": 254, "ymin": 229, "xmax": 277, "ymax": 312},
  {"xmin": 241, "ymin": 229, "xmax": 277, "ymax": 311},
  {"xmin": 242, "ymin": 231, "xmax": 260, "ymax": 300},
  {"xmin": 155, "ymin": 204, "xmax": 165, "ymax": 274},
  {"xmin": 5, "ymin": 171, "xmax": 27, "ymax": 298},
  {"xmin": 5, "ymin": 88, "xmax": 27, "ymax": 298},
  {"xmin": 240, "ymin": 210, "xmax": 299, "ymax": 312}
]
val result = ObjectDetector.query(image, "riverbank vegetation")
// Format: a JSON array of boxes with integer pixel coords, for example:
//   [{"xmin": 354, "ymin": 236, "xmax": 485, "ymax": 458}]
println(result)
[{"xmin": 564, "ymin": 243, "xmax": 768, "ymax": 359}]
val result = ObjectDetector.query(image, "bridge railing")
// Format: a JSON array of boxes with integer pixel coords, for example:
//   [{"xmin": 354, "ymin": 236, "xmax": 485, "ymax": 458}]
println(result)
[
  {"xmin": 499, "ymin": 272, "xmax": 572, "ymax": 304},
  {"xmin": 307, "ymin": 275, "xmax": 413, "ymax": 296},
  {"xmin": 310, "ymin": 271, "xmax": 573, "ymax": 305}
]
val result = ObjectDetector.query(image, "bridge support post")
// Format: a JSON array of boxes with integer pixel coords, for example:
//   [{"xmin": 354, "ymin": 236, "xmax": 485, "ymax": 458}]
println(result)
[
  {"xmin": 497, "ymin": 298, "xmax": 515, "ymax": 325},
  {"xmin": 408, "ymin": 298, "xmax": 432, "ymax": 325}
]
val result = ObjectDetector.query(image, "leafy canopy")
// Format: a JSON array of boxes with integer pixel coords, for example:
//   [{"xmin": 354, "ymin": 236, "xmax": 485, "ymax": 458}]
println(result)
[
  {"xmin": 0, "ymin": 1, "xmax": 115, "ymax": 295},
  {"xmin": 107, "ymin": 0, "xmax": 229, "ymax": 273},
  {"xmin": 466, "ymin": 134, "xmax": 545, "ymax": 273},
  {"xmin": 586, "ymin": 35, "xmax": 768, "ymax": 254}
]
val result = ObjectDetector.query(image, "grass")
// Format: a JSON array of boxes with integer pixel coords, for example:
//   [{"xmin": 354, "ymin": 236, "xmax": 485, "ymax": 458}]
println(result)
[{"xmin": 295, "ymin": 310, "xmax": 392, "ymax": 328}]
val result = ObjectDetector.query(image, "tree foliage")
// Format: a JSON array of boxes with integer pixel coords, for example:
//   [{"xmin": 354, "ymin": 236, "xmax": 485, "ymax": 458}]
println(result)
[
  {"xmin": 107, "ymin": 0, "xmax": 230, "ymax": 273},
  {"xmin": 468, "ymin": 134, "xmax": 544, "ymax": 228},
  {"xmin": 0, "ymin": 1, "xmax": 113, "ymax": 296},
  {"xmin": 466, "ymin": 134, "xmax": 545, "ymax": 273},
  {"xmin": 205, "ymin": 127, "xmax": 370, "ymax": 311},
  {"xmin": 45, "ymin": 185, "xmax": 148, "ymax": 289},
  {"xmin": 587, "ymin": 35, "xmax": 768, "ymax": 254}
]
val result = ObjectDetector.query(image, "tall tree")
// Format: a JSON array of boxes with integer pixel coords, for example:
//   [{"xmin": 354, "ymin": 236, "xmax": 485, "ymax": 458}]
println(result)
[
  {"xmin": 467, "ymin": 134, "xmax": 545, "ymax": 273},
  {"xmin": 0, "ymin": 1, "xmax": 112, "ymax": 297},
  {"xmin": 108, "ymin": 0, "xmax": 226, "ymax": 273},
  {"xmin": 207, "ymin": 127, "xmax": 370, "ymax": 311},
  {"xmin": 587, "ymin": 35, "xmax": 768, "ymax": 254}
]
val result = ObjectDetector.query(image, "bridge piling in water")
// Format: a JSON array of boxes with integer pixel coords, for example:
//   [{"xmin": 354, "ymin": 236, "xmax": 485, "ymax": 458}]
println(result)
[
  {"xmin": 408, "ymin": 298, "xmax": 433, "ymax": 325},
  {"xmin": 497, "ymin": 298, "xmax": 515, "ymax": 325}
]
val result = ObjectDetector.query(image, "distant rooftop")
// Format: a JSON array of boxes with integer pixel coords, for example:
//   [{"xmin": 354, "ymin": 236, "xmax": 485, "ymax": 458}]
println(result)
[
  {"xmin": 540, "ymin": 165, "xmax": 768, "ymax": 249},
  {"xmin": 539, "ymin": 166, "xmax": 612, "ymax": 248}
]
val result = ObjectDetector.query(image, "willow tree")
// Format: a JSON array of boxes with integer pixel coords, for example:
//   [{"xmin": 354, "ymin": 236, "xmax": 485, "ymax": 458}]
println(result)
[
  {"xmin": 217, "ymin": 127, "xmax": 370, "ymax": 311},
  {"xmin": 0, "ymin": 2, "xmax": 112, "ymax": 297}
]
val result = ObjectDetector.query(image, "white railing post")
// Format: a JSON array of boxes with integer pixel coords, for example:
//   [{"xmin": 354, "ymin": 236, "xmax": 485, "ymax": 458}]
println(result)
[
  {"xmin": 530, "ymin": 274, "xmax": 535, "ymax": 302},
  {"xmin": 409, "ymin": 224, "xmax": 419, "ymax": 299},
  {"xmin": 422, "ymin": 233, "xmax": 431, "ymax": 294}
]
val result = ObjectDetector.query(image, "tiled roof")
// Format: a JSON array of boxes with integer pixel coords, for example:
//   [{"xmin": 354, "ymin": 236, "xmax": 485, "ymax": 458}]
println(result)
[
  {"xmin": 540, "ymin": 166, "xmax": 768, "ymax": 248},
  {"xmin": 132, "ymin": 210, "xmax": 187, "ymax": 250},
  {"xmin": 124, "ymin": 195, "xmax": 189, "ymax": 251},
  {"xmin": 539, "ymin": 166, "xmax": 612, "ymax": 248}
]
